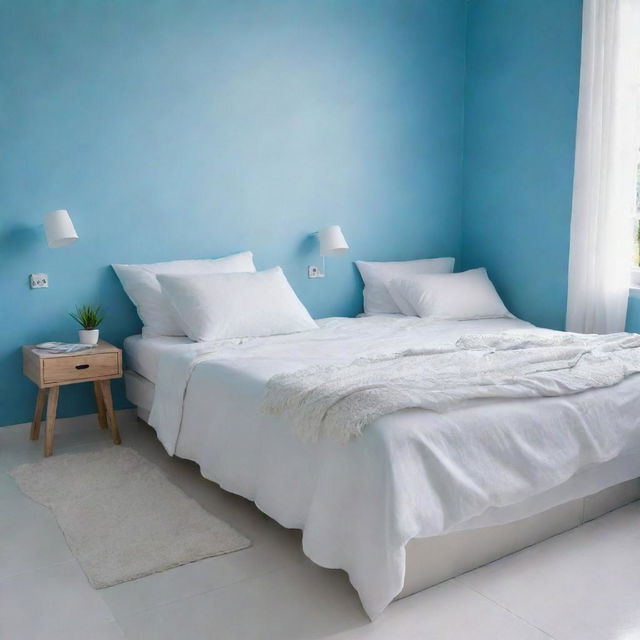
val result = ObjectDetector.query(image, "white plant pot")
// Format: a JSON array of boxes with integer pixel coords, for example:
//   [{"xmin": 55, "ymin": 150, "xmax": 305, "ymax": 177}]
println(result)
[{"xmin": 79, "ymin": 329, "xmax": 99, "ymax": 345}]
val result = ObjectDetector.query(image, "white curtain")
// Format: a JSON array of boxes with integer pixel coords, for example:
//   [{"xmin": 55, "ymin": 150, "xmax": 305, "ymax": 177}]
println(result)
[{"xmin": 566, "ymin": 0, "xmax": 640, "ymax": 334}]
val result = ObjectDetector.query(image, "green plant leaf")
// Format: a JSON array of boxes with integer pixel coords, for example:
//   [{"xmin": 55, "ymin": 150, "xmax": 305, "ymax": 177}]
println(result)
[{"xmin": 69, "ymin": 304, "xmax": 105, "ymax": 330}]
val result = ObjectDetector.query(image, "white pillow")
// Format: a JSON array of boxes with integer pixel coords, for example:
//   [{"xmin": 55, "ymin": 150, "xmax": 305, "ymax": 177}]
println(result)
[
  {"xmin": 113, "ymin": 251, "xmax": 256, "ymax": 337},
  {"xmin": 387, "ymin": 287, "xmax": 420, "ymax": 317},
  {"xmin": 157, "ymin": 267, "xmax": 317, "ymax": 341},
  {"xmin": 388, "ymin": 268, "xmax": 512, "ymax": 320},
  {"xmin": 355, "ymin": 257, "xmax": 455, "ymax": 315}
]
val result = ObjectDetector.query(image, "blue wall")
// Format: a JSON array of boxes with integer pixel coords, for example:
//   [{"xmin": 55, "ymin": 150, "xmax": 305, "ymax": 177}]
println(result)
[
  {"xmin": 626, "ymin": 297, "xmax": 640, "ymax": 331},
  {"xmin": 0, "ymin": 0, "xmax": 466, "ymax": 426},
  {"xmin": 462, "ymin": 0, "xmax": 583, "ymax": 330}
]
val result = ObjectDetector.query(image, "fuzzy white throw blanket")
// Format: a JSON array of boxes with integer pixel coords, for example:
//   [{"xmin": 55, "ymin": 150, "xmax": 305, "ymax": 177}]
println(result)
[{"xmin": 263, "ymin": 331, "xmax": 640, "ymax": 443}]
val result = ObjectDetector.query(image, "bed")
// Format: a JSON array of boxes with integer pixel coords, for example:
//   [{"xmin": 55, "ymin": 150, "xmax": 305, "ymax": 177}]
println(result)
[{"xmin": 123, "ymin": 315, "xmax": 640, "ymax": 618}]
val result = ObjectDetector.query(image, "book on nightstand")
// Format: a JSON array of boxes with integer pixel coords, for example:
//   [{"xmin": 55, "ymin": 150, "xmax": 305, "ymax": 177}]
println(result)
[{"xmin": 33, "ymin": 341, "xmax": 96, "ymax": 355}]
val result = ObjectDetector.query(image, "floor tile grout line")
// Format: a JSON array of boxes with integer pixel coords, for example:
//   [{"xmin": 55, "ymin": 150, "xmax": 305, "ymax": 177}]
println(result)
[
  {"xmin": 111, "ymin": 615, "xmax": 129, "ymax": 639},
  {"xmin": 453, "ymin": 577, "xmax": 558, "ymax": 639},
  {"xmin": 0, "ymin": 558, "xmax": 77, "ymax": 585},
  {"xmin": 2, "ymin": 439, "xmax": 148, "ymax": 468},
  {"xmin": 0, "ymin": 438, "xmax": 121, "ymax": 473},
  {"xmin": 110, "ymin": 556, "xmax": 308, "ymax": 624}
]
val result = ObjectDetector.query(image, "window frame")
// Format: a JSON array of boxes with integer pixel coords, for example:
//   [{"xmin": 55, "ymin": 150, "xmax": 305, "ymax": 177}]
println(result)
[{"xmin": 629, "ymin": 94, "xmax": 640, "ymax": 289}]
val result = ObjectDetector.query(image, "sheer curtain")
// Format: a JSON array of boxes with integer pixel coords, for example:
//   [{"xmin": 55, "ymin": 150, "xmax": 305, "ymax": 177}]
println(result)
[{"xmin": 566, "ymin": 0, "xmax": 640, "ymax": 334}]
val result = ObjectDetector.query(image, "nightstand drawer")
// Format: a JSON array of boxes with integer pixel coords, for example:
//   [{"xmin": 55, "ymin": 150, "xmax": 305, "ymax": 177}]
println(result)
[{"xmin": 43, "ymin": 353, "xmax": 120, "ymax": 384}]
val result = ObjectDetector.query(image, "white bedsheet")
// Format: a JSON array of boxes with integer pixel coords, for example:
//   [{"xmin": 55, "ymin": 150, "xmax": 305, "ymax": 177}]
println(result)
[
  {"xmin": 123, "ymin": 335, "xmax": 193, "ymax": 383},
  {"xmin": 147, "ymin": 316, "xmax": 640, "ymax": 618}
]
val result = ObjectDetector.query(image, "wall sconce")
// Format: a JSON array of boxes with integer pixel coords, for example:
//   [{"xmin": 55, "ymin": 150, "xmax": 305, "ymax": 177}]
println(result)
[
  {"xmin": 44, "ymin": 210, "xmax": 79, "ymax": 248},
  {"xmin": 308, "ymin": 225, "xmax": 349, "ymax": 278}
]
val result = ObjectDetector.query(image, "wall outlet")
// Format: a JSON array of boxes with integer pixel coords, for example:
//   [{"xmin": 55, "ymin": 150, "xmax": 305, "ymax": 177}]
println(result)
[
  {"xmin": 30, "ymin": 273, "xmax": 48, "ymax": 289},
  {"xmin": 308, "ymin": 265, "xmax": 325, "ymax": 279}
]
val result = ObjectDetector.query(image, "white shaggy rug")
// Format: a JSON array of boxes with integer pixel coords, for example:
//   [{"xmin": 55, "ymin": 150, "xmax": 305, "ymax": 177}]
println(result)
[{"xmin": 10, "ymin": 447, "xmax": 250, "ymax": 588}]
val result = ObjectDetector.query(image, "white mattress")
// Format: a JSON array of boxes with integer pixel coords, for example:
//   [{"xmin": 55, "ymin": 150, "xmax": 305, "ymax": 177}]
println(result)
[{"xmin": 123, "ymin": 335, "xmax": 193, "ymax": 383}]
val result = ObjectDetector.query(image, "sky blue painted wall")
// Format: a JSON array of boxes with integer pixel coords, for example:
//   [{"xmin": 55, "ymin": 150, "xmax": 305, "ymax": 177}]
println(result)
[
  {"xmin": 462, "ymin": 0, "xmax": 583, "ymax": 330},
  {"xmin": 626, "ymin": 297, "xmax": 640, "ymax": 331},
  {"xmin": 0, "ymin": 0, "xmax": 466, "ymax": 426}
]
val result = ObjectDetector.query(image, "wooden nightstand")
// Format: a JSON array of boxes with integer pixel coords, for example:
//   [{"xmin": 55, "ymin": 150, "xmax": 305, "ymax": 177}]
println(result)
[{"xmin": 22, "ymin": 341, "xmax": 123, "ymax": 457}]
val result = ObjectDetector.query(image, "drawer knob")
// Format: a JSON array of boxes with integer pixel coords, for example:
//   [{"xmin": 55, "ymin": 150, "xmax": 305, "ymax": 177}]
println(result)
[{"xmin": 75, "ymin": 364, "xmax": 90, "ymax": 370}]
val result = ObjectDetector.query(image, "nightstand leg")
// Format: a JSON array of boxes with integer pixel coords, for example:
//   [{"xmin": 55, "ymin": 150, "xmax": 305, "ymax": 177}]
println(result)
[
  {"xmin": 94, "ymin": 382, "xmax": 108, "ymax": 429},
  {"xmin": 100, "ymin": 380, "xmax": 121, "ymax": 445},
  {"xmin": 44, "ymin": 386, "xmax": 59, "ymax": 457},
  {"xmin": 30, "ymin": 389, "xmax": 47, "ymax": 440}
]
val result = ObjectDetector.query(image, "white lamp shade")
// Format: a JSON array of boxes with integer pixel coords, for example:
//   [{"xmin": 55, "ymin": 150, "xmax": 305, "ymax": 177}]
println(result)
[
  {"xmin": 317, "ymin": 225, "xmax": 349, "ymax": 256},
  {"xmin": 44, "ymin": 210, "xmax": 78, "ymax": 248}
]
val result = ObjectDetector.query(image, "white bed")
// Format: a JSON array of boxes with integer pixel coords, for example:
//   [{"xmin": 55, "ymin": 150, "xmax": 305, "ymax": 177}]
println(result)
[{"xmin": 123, "ymin": 316, "xmax": 640, "ymax": 618}]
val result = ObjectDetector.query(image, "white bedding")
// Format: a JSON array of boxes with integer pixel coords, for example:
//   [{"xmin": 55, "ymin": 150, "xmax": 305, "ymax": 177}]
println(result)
[
  {"xmin": 145, "ymin": 316, "xmax": 640, "ymax": 618},
  {"xmin": 124, "ymin": 335, "xmax": 193, "ymax": 383}
]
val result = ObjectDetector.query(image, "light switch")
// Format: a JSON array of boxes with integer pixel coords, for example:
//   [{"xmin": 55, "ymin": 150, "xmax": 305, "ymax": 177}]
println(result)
[{"xmin": 30, "ymin": 273, "xmax": 48, "ymax": 289}]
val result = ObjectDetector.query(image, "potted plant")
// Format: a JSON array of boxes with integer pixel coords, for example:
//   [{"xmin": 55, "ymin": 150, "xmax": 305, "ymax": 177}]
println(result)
[{"xmin": 69, "ymin": 304, "xmax": 104, "ymax": 345}]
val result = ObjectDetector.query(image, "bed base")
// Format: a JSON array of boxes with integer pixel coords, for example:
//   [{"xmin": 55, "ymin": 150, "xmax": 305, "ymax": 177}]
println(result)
[
  {"xmin": 125, "ymin": 370, "xmax": 640, "ymax": 603},
  {"xmin": 399, "ymin": 477, "xmax": 640, "ymax": 599}
]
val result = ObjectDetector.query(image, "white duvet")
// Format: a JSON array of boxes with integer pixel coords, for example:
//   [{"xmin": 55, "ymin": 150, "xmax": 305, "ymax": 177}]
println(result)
[{"xmin": 148, "ymin": 316, "xmax": 640, "ymax": 618}]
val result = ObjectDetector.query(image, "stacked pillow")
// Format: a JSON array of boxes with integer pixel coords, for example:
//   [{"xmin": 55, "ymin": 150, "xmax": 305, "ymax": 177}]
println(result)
[
  {"xmin": 355, "ymin": 257, "xmax": 455, "ymax": 315},
  {"xmin": 387, "ymin": 267, "xmax": 512, "ymax": 321},
  {"xmin": 114, "ymin": 253, "xmax": 316, "ymax": 341},
  {"xmin": 113, "ymin": 251, "xmax": 257, "ymax": 337},
  {"xmin": 355, "ymin": 258, "xmax": 511, "ymax": 321}
]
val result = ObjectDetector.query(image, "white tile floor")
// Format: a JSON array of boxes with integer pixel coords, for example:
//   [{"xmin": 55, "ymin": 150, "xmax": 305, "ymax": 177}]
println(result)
[{"xmin": 1, "ymin": 410, "xmax": 639, "ymax": 640}]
